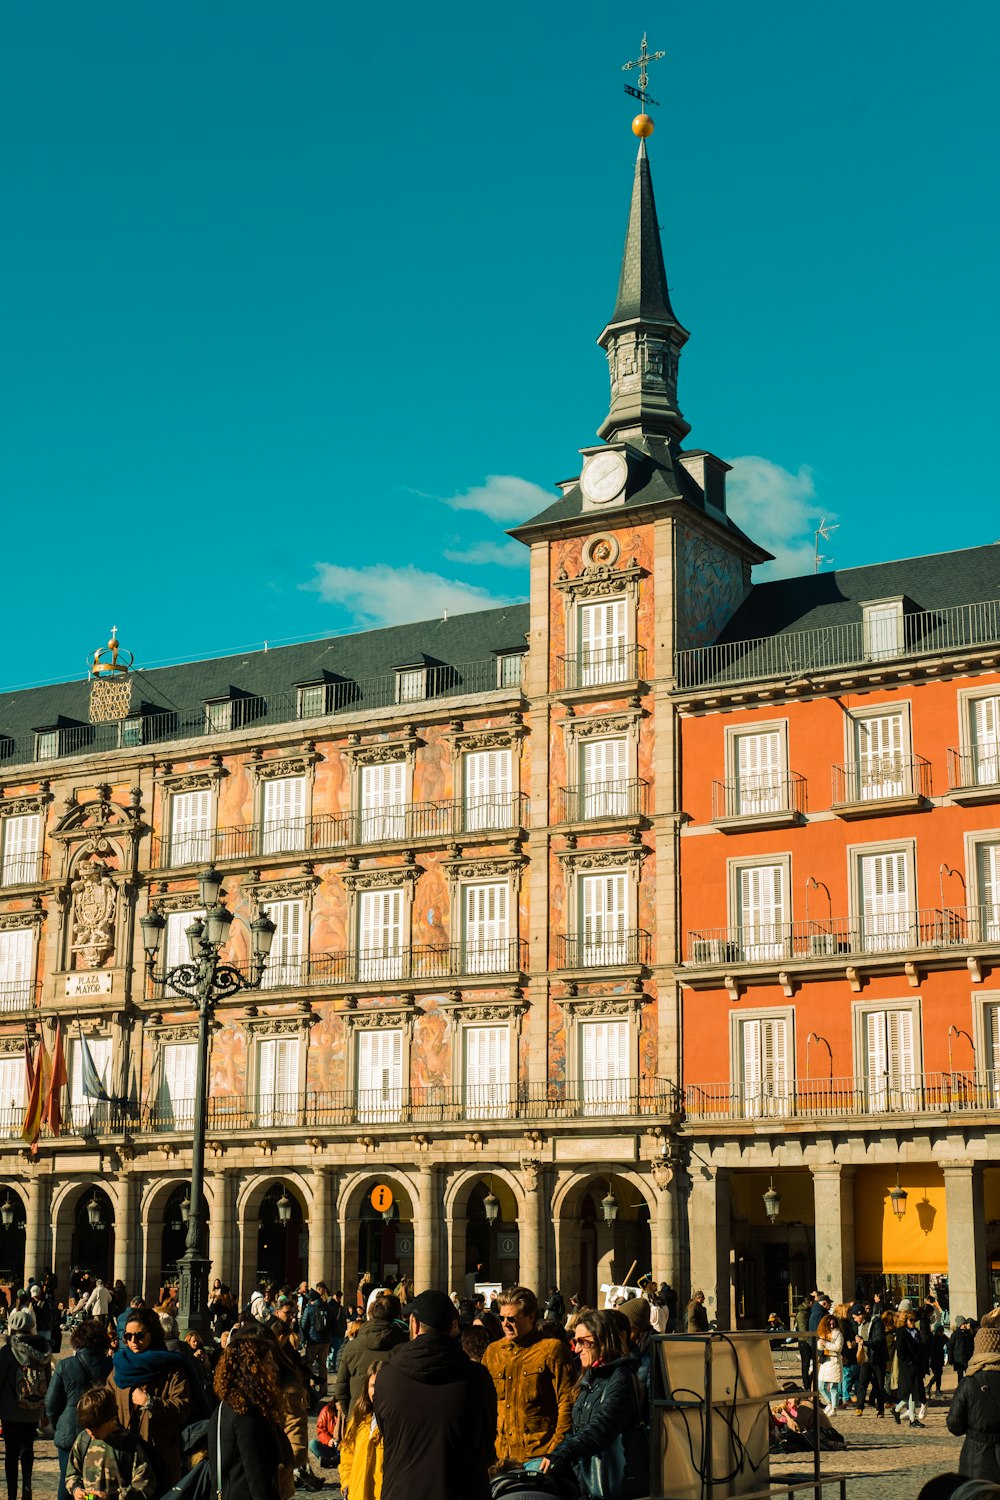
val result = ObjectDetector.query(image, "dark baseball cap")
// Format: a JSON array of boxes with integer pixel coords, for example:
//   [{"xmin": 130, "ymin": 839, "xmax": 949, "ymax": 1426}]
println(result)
[{"xmin": 404, "ymin": 1290, "xmax": 458, "ymax": 1332}]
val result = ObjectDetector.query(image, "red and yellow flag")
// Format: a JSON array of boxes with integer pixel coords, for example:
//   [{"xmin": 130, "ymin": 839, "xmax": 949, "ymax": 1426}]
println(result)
[
  {"xmin": 21, "ymin": 1033, "xmax": 50, "ymax": 1151},
  {"xmin": 44, "ymin": 1023, "xmax": 67, "ymax": 1137}
]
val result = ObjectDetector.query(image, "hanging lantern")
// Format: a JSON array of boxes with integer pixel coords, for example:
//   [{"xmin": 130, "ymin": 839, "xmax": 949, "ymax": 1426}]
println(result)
[
  {"xmin": 483, "ymin": 1189, "xmax": 500, "ymax": 1224},
  {"xmin": 276, "ymin": 1186, "xmax": 293, "ymax": 1224},
  {"xmin": 763, "ymin": 1176, "xmax": 781, "ymax": 1224},
  {"xmin": 179, "ymin": 1190, "xmax": 191, "ymax": 1225},
  {"xmin": 890, "ymin": 1171, "xmax": 908, "ymax": 1221},
  {"xmin": 86, "ymin": 1194, "xmax": 104, "ymax": 1230},
  {"xmin": 0, "ymin": 1196, "xmax": 14, "ymax": 1230},
  {"xmin": 601, "ymin": 1188, "xmax": 619, "ymax": 1223}
]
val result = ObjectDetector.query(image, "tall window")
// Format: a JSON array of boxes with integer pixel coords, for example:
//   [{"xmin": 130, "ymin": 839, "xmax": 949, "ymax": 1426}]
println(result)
[
  {"xmin": 578, "ymin": 597, "xmax": 627, "ymax": 687},
  {"xmin": 580, "ymin": 1019, "xmax": 629, "ymax": 1115},
  {"xmin": 358, "ymin": 889, "xmax": 404, "ymax": 982},
  {"xmin": 159, "ymin": 1043, "xmax": 197, "ymax": 1129},
  {"xmin": 862, "ymin": 1008, "xmax": 917, "ymax": 1110},
  {"xmin": 263, "ymin": 900, "xmax": 306, "ymax": 988},
  {"xmin": 464, "ymin": 1025, "xmax": 511, "ymax": 1119},
  {"xmin": 257, "ymin": 1036, "xmax": 300, "ymax": 1127},
  {"xmin": 736, "ymin": 863, "xmax": 787, "ymax": 961},
  {"xmin": 853, "ymin": 713, "xmax": 906, "ymax": 800},
  {"xmin": 970, "ymin": 697, "xmax": 1000, "ymax": 786},
  {"xmin": 170, "ymin": 790, "xmax": 213, "ymax": 866},
  {"xmin": 580, "ymin": 738, "xmax": 628, "ymax": 819},
  {"xmin": 738, "ymin": 1016, "xmax": 790, "ymax": 1117},
  {"xmin": 463, "ymin": 883, "xmax": 510, "ymax": 974},
  {"xmin": 164, "ymin": 910, "xmax": 206, "ymax": 972},
  {"xmin": 359, "ymin": 762, "xmax": 406, "ymax": 843},
  {"xmin": 732, "ymin": 731, "xmax": 784, "ymax": 816},
  {"xmin": 976, "ymin": 841, "xmax": 1000, "ymax": 941},
  {"xmin": 261, "ymin": 777, "xmax": 308, "ymax": 855},
  {"xmin": 0, "ymin": 1056, "xmax": 24, "ymax": 1138},
  {"xmin": 69, "ymin": 1036, "xmax": 113, "ymax": 1129},
  {"xmin": 0, "ymin": 815, "xmax": 42, "ymax": 886},
  {"xmin": 983, "ymin": 1002, "xmax": 1000, "ymax": 1106},
  {"xmin": 356, "ymin": 1030, "xmax": 402, "ymax": 1122},
  {"xmin": 464, "ymin": 750, "xmax": 514, "ymax": 832},
  {"xmin": 579, "ymin": 871, "xmax": 627, "ymax": 966},
  {"xmin": 0, "ymin": 929, "xmax": 34, "ymax": 1011},
  {"xmin": 857, "ymin": 849, "xmax": 911, "ymax": 951}
]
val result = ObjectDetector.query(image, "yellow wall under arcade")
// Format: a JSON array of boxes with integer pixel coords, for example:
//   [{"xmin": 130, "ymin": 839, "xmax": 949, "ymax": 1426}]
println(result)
[{"xmin": 854, "ymin": 1166, "xmax": 947, "ymax": 1274}]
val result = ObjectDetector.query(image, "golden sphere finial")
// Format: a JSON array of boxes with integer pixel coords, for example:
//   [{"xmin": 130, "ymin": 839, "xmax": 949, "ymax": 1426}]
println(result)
[{"xmin": 632, "ymin": 114, "xmax": 654, "ymax": 139}]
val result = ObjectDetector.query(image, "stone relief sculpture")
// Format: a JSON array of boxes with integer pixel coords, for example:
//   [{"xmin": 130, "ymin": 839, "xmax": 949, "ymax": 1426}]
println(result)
[{"xmin": 71, "ymin": 858, "xmax": 118, "ymax": 969}]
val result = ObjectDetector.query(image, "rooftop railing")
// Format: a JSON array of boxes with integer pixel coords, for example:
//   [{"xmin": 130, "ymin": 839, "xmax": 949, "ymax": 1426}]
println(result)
[
  {"xmin": 674, "ymin": 596, "xmax": 1000, "ymax": 691},
  {"xmin": 684, "ymin": 1070, "xmax": 1000, "ymax": 1121},
  {"xmin": 684, "ymin": 905, "xmax": 1000, "ymax": 967}
]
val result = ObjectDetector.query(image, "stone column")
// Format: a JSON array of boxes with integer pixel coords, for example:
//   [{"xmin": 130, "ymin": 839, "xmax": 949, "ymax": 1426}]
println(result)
[
  {"xmin": 519, "ymin": 1162, "xmax": 542, "ymax": 1292},
  {"xmin": 22, "ymin": 1175, "xmax": 51, "ymax": 1286},
  {"xmin": 688, "ymin": 1166, "xmax": 731, "ymax": 1328},
  {"xmin": 944, "ymin": 1162, "xmax": 989, "ymax": 1322},
  {"xmin": 113, "ymin": 1175, "xmax": 137, "ymax": 1291},
  {"xmin": 308, "ymin": 1166, "xmax": 336, "ymax": 1289},
  {"xmin": 414, "ymin": 1164, "xmax": 438, "ymax": 1292},
  {"xmin": 811, "ymin": 1164, "xmax": 856, "ymax": 1301},
  {"xmin": 208, "ymin": 1170, "xmax": 236, "ymax": 1287},
  {"xmin": 652, "ymin": 1176, "xmax": 677, "ymax": 1287}
]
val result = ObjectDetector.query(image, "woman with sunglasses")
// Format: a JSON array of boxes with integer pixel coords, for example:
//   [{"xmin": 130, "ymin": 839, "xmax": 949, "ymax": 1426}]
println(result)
[
  {"xmin": 539, "ymin": 1309, "xmax": 642, "ymax": 1498},
  {"xmin": 106, "ymin": 1305, "xmax": 192, "ymax": 1492}
]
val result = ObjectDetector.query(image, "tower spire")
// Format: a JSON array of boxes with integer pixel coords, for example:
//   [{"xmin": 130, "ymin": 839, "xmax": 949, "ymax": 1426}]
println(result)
[{"xmin": 597, "ymin": 138, "xmax": 690, "ymax": 446}]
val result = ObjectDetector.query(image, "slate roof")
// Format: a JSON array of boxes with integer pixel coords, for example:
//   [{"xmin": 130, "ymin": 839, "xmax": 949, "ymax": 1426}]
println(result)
[
  {"xmin": 605, "ymin": 140, "xmax": 682, "ymax": 331},
  {"xmin": 0, "ymin": 604, "xmax": 530, "ymax": 754}
]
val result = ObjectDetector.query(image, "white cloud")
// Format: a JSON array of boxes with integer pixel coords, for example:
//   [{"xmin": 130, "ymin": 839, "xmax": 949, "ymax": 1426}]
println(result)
[
  {"xmin": 726, "ymin": 456, "xmax": 833, "ymax": 579},
  {"xmin": 304, "ymin": 563, "xmax": 515, "ymax": 628},
  {"xmin": 442, "ymin": 539, "xmax": 528, "ymax": 569},
  {"xmin": 438, "ymin": 473, "xmax": 553, "ymax": 523}
]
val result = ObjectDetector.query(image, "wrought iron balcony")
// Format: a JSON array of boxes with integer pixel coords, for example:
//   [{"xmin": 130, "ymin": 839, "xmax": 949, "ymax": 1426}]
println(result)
[
  {"xmin": 0, "ymin": 852, "xmax": 48, "ymax": 887},
  {"xmin": 556, "ymin": 779, "xmax": 649, "ymax": 824},
  {"xmin": 557, "ymin": 929, "xmax": 651, "ymax": 970},
  {"xmin": 711, "ymin": 773, "xmax": 806, "ymax": 823},
  {"xmin": 674, "ymin": 595, "xmax": 1000, "ymax": 691},
  {"xmin": 948, "ymin": 747, "xmax": 1000, "ymax": 797},
  {"xmin": 559, "ymin": 645, "xmax": 646, "ymax": 692},
  {"xmin": 684, "ymin": 1070, "xmax": 1000, "ymax": 1122},
  {"xmin": 0, "ymin": 981, "xmax": 40, "ymax": 1015},
  {"xmin": 684, "ymin": 905, "xmax": 1000, "ymax": 967},
  {"xmin": 831, "ymin": 755, "xmax": 931, "ymax": 810}
]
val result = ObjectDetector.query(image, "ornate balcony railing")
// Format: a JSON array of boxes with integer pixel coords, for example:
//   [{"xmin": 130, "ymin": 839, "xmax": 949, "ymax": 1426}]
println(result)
[
  {"xmin": 0, "ymin": 981, "xmax": 40, "ymax": 1015},
  {"xmin": 151, "ymin": 794, "xmax": 529, "ymax": 867},
  {"xmin": 556, "ymin": 779, "xmax": 649, "ymax": 824},
  {"xmin": 684, "ymin": 1070, "xmax": 1000, "ymax": 1121},
  {"xmin": 711, "ymin": 773, "xmax": 806, "ymax": 822},
  {"xmin": 831, "ymin": 756, "xmax": 931, "ymax": 806},
  {"xmin": 557, "ymin": 930, "xmax": 651, "ymax": 969},
  {"xmin": 674, "ymin": 596, "xmax": 1000, "ymax": 691},
  {"xmin": 684, "ymin": 906, "xmax": 1000, "ymax": 967},
  {"xmin": 948, "ymin": 747, "xmax": 1000, "ymax": 792},
  {"xmin": 0, "ymin": 852, "xmax": 48, "ymax": 888},
  {"xmin": 559, "ymin": 645, "xmax": 646, "ymax": 692}
]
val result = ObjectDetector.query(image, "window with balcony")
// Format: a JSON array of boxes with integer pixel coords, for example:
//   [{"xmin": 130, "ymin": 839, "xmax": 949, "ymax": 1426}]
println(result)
[
  {"xmin": 0, "ymin": 928, "xmax": 34, "ymax": 1012},
  {"xmin": 263, "ymin": 899, "xmax": 306, "ymax": 988},
  {"xmin": 580, "ymin": 737, "xmax": 628, "ymax": 819},
  {"xmin": 734, "ymin": 860, "xmax": 788, "ymax": 961},
  {"xmin": 579, "ymin": 870, "xmax": 627, "ymax": 966},
  {"xmin": 261, "ymin": 777, "xmax": 308, "ymax": 855},
  {"xmin": 464, "ymin": 749, "xmax": 514, "ymax": 832},
  {"xmin": 863, "ymin": 599, "xmax": 904, "ymax": 661},
  {"xmin": 358, "ymin": 888, "xmax": 404, "ymax": 982},
  {"xmin": 360, "ymin": 762, "xmax": 406, "ymax": 843},
  {"xmin": 971, "ymin": 839, "xmax": 1000, "ymax": 942},
  {"xmin": 735, "ymin": 1013, "xmax": 790, "ymax": 1117},
  {"xmin": 977, "ymin": 999, "xmax": 1000, "ymax": 1106},
  {"xmin": 0, "ymin": 814, "xmax": 42, "ymax": 886},
  {"xmin": 256, "ymin": 1035, "xmax": 300, "ymax": 1127},
  {"xmin": 68, "ymin": 1035, "xmax": 112, "ymax": 1128},
  {"xmin": 159, "ymin": 1043, "xmax": 197, "ymax": 1128},
  {"xmin": 969, "ymin": 696, "xmax": 1000, "ymax": 786},
  {"xmin": 580, "ymin": 1018, "xmax": 629, "ymax": 1115},
  {"xmin": 497, "ymin": 652, "xmax": 524, "ymax": 689},
  {"xmin": 855, "ymin": 846, "xmax": 913, "ymax": 951},
  {"xmin": 730, "ymin": 729, "xmax": 786, "ymax": 817},
  {"xmin": 170, "ymin": 790, "xmax": 214, "ymax": 866},
  {"xmin": 578, "ymin": 597, "xmax": 628, "ymax": 687},
  {"xmin": 164, "ymin": 910, "xmax": 206, "ymax": 972},
  {"xmin": 463, "ymin": 882, "xmax": 510, "ymax": 974},
  {"xmin": 851, "ymin": 711, "xmax": 907, "ymax": 801},
  {"xmin": 464, "ymin": 1024, "xmax": 511, "ymax": 1119},
  {"xmin": 356, "ymin": 1029, "xmax": 402, "ymax": 1122},
  {"xmin": 858, "ymin": 1004, "xmax": 918, "ymax": 1110},
  {"xmin": 0, "ymin": 1056, "xmax": 24, "ymax": 1137}
]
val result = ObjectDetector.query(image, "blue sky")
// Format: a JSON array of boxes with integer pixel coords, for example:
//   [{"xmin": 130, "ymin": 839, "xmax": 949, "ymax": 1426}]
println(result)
[{"xmin": 2, "ymin": 0, "xmax": 997, "ymax": 689}]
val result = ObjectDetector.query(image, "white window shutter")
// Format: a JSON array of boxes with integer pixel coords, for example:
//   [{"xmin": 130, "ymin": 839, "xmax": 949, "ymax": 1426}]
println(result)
[
  {"xmin": 358, "ymin": 889, "xmax": 404, "ymax": 981},
  {"xmin": 866, "ymin": 1010, "xmax": 888, "ymax": 1109},
  {"xmin": 581, "ymin": 1019, "xmax": 629, "ymax": 1115},
  {"xmin": 0, "ymin": 928, "xmax": 34, "ymax": 1007},
  {"xmin": 360, "ymin": 762, "xmax": 406, "ymax": 843},
  {"xmin": 579, "ymin": 598, "xmax": 627, "ymax": 686},
  {"xmin": 262, "ymin": 778, "xmax": 307, "ymax": 854},
  {"xmin": 973, "ymin": 698, "xmax": 1000, "ymax": 785},
  {"xmin": 582, "ymin": 738, "xmax": 628, "ymax": 817},
  {"xmin": 264, "ymin": 899, "xmax": 305, "ymax": 987},
  {"xmin": 741, "ymin": 1019, "xmax": 762, "ymax": 1116},
  {"xmin": 465, "ymin": 1025, "xmax": 510, "ymax": 1119},
  {"xmin": 986, "ymin": 1004, "xmax": 1000, "ymax": 1106},
  {"xmin": 1, "ymin": 814, "xmax": 42, "ymax": 885},
  {"xmin": 357, "ymin": 1030, "xmax": 402, "ymax": 1122},
  {"xmin": 464, "ymin": 883, "xmax": 509, "ymax": 973},
  {"xmin": 464, "ymin": 750, "xmax": 513, "ymax": 831},
  {"xmin": 0, "ymin": 1056, "xmax": 24, "ymax": 1135},
  {"xmin": 165, "ymin": 910, "xmax": 206, "ymax": 972},
  {"xmin": 978, "ymin": 842, "xmax": 1000, "ymax": 940},
  {"xmin": 69, "ymin": 1037, "xmax": 112, "ymax": 1127},
  {"xmin": 860, "ymin": 850, "xmax": 909, "ymax": 950},
  {"xmin": 738, "ymin": 865, "xmax": 785, "ymax": 960},
  {"xmin": 856, "ymin": 714, "xmax": 905, "ymax": 799},
  {"xmin": 171, "ymin": 790, "xmax": 213, "ymax": 864},
  {"xmin": 163, "ymin": 1044, "xmax": 197, "ymax": 1128},
  {"xmin": 735, "ymin": 733, "xmax": 783, "ymax": 815},
  {"xmin": 580, "ymin": 871, "xmax": 627, "ymax": 965}
]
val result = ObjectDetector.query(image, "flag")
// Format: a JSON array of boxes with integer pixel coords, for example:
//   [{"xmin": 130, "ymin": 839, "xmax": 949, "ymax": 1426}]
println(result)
[
  {"xmin": 78, "ymin": 1026, "xmax": 111, "ymax": 1103},
  {"xmin": 21, "ymin": 1033, "xmax": 49, "ymax": 1150},
  {"xmin": 44, "ymin": 1022, "xmax": 68, "ymax": 1137}
]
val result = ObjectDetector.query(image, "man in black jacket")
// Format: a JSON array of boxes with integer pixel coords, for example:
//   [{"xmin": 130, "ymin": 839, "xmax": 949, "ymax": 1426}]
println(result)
[{"xmin": 374, "ymin": 1289, "xmax": 497, "ymax": 1500}]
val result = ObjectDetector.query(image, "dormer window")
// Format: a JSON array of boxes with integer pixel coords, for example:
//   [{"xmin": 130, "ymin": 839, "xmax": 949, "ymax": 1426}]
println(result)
[
  {"xmin": 395, "ymin": 666, "xmax": 426, "ymax": 704},
  {"xmin": 203, "ymin": 694, "xmax": 263, "ymax": 734},
  {"xmin": 863, "ymin": 598, "xmax": 905, "ymax": 661},
  {"xmin": 297, "ymin": 681, "xmax": 329, "ymax": 719},
  {"xmin": 496, "ymin": 652, "xmax": 524, "ymax": 689},
  {"xmin": 35, "ymin": 728, "xmax": 59, "ymax": 761},
  {"xmin": 204, "ymin": 698, "xmax": 234, "ymax": 734}
]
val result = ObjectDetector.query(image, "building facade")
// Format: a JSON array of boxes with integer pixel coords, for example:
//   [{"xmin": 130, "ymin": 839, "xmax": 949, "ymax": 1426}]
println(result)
[{"xmin": 0, "ymin": 132, "xmax": 995, "ymax": 1320}]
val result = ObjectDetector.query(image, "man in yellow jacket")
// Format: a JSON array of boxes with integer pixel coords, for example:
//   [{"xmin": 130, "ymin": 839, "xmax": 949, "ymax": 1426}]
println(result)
[{"xmin": 483, "ymin": 1286, "xmax": 575, "ymax": 1466}]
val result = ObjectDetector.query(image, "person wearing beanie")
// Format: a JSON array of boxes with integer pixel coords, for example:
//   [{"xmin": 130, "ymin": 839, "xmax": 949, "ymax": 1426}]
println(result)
[
  {"xmin": 0, "ymin": 1307, "xmax": 52, "ymax": 1500},
  {"xmin": 948, "ymin": 1308, "xmax": 1000, "ymax": 1479},
  {"xmin": 618, "ymin": 1298, "xmax": 653, "ymax": 1424}
]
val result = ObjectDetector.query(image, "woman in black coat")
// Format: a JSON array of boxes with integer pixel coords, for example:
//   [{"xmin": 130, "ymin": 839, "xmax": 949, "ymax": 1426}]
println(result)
[
  {"xmin": 948, "ymin": 1310, "xmax": 1000, "ymax": 1481},
  {"xmin": 893, "ymin": 1312, "xmax": 926, "ymax": 1427},
  {"xmin": 208, "ymin": 1335, "xmax": 292, "ymax": 1500},
  {"xmin": 541, "ymin": 1310, "xmax": 642, "ymax": 1498},
  {"xmin": 45, "ymin": 1318, "xmax": 113, "ymax": 1500}
]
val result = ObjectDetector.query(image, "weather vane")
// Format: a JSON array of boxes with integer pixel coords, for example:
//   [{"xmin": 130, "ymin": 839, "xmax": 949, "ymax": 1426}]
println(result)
[{"xmin": 622, "ymin": 32, "xmax": 665, "ymax": 117}]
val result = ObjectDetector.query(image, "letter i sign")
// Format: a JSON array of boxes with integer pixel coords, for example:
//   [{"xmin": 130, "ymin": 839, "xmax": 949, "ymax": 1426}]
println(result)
[{"xmin": 371, "ymin": 1184, "xmax": 394, "ymax": 1213}]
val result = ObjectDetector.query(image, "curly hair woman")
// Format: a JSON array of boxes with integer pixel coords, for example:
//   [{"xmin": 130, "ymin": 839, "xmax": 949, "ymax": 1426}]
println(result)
[
  {"xmin": 208, "ymin": 1335, "xmax": 293, "ymax": 1500},
  {"xmin": 540, "ymin": 1308, "xmax": 644, "ymax": 1498}
]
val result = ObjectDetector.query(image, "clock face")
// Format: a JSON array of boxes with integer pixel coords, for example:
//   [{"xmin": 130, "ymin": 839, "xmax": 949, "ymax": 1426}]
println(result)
[{"xmin": 581, "ymin": 450, "xmax": 628, "ymax": 504}]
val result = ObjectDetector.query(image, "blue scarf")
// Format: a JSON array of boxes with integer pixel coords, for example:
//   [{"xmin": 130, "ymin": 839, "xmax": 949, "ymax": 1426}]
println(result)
[{"xmin": 112, "ymin": 1345, "xmax": 190, "ymax": 1389}]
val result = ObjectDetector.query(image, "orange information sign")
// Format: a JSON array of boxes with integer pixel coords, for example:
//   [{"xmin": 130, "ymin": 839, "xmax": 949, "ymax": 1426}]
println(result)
[{"xmin": 370, "ymin": 1184, "xmax": 394, "ymax": 1213}]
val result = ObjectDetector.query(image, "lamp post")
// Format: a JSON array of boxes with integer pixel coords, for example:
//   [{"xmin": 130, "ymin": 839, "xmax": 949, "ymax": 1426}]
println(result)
[{"xmin": 141, "ymin": 867, "xmax": 275, "ymax": 1335}]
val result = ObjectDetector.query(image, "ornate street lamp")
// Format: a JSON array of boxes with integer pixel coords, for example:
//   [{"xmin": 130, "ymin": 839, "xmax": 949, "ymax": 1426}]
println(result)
[
  {"xmin": 483, "ymin": 1177, "xmax": 500, "ymax": 1224},
  {"xmin": 0, "ymin": 1196, "xmax": 14, "ymax": 1230},
  {"xmin": 601, "ymin": 1186, "xmax": 619, "ymax": 1223},
  {"xmin": 86, "ymin": 1194, "xmax": 105, "ymax": 1230},
  {"xmin": 179, "ymin": 1190, "xmax": 191, "ymax": 1225},
  {"xmin": 143, "ymin": 872, "xmax": 276, "ymax": 1334},
  {"xmin": 276, "ymin": 1186, "xmax": 293, "ymax": 1225},
  {"xmin": 763, "ymin": 1176, "xmax": 781, "ymax": 1224},
  {"xmin": 890, "ymin": 1170, "xmax": 908, "ymax": 1221}
]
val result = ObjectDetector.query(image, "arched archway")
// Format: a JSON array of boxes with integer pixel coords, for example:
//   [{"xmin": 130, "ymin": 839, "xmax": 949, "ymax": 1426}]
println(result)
[
  {"xmin": 443, "ymin": 1172, "xmax": 522, "ymax": 1296},
  {"xmin": 0, "ymin": 1187, "xmax": 26, "ymax": 1296},
  {"xmin": 555, "ymin": 1172, "xmax": 652, "ymax": 1307},
  {"xmin": 340, "ymin": 1176, "xmax": 415, "ymax": 1299},
  {"xmin": 160, "ymin": 1186, "xmax": 210, "ymax": 1287},
  {"xmin": 257, "ymin": 1183, "xmax": 306, "ymax": 1290},
  {"xmin": 71, "ymin": 1186, "xmax": 115, "ymax": 1282}
]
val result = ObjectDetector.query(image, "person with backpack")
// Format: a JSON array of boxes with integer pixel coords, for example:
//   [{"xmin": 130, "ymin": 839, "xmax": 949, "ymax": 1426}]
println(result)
[
  {"xmin": 301, "ymin": 1290, "xmax": 333, "ymax": 1396},
  {"xmin": 0, "ymin": 1307, "xmax": 52, "ymax": 1500},
  {"xmin": 44, "ymin": 1317, "xmax": 114, "ymax": 1500},
  {"xmin": 66, "ymin": 1385, "xmax": 157, "ymax": 1500}
]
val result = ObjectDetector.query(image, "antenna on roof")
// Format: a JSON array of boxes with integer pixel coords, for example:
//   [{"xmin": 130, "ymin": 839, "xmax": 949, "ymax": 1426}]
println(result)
[
  {"xmin": 443, "ymin": 609, "xmax": 448, "ymax": 621},
  {"xmin": 814, "ymin": 518, "xmax": 839, "ymax": 573}
]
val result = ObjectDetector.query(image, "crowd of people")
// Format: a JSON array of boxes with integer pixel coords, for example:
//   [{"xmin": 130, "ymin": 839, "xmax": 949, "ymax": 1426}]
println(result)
[{"xmin": 0, "ymin": 1268, "xmax": 998, "ymax": 1499}]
